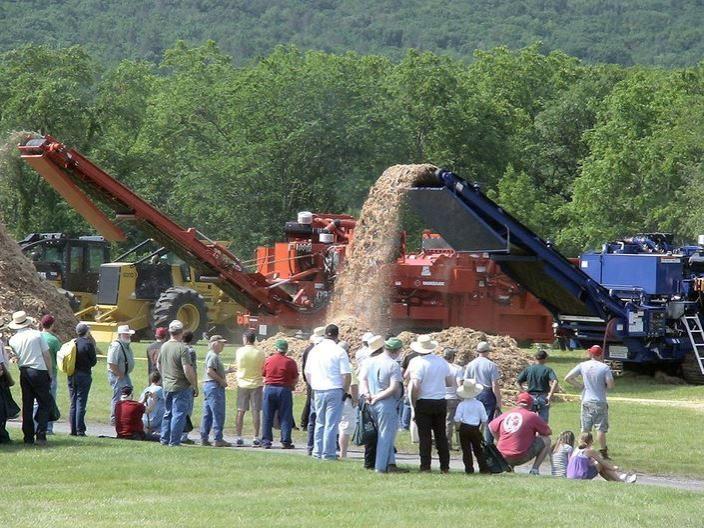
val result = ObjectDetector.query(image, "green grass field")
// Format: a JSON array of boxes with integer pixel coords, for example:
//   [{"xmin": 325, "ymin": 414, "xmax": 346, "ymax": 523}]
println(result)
[
  {"xmin": 5, "ymin": 345, "xmax": 704, "ymax": 478},
  {"xmin": 2, "ymin": 433, "xmax": 702, "ymax": 528}
]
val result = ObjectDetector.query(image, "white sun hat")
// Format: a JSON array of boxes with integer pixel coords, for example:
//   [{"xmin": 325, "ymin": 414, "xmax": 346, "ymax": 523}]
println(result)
[
  {"xmin": 117, "ymin": 324, "xmax": 136, "ymax": 335},
  {"xmin": 456, "ymin": 378, "xmax": 484, "ymax": 399},
  {"xmin": 367, "ymin": 334, "xmax": 385, "ymax": 354},
  {"xmin": 410, "ymin": 334, "xmax": 439, "ymax": 354},
  {"xmin": 8, "ymin": 310, "xmax": 35, "ymax": 330}
]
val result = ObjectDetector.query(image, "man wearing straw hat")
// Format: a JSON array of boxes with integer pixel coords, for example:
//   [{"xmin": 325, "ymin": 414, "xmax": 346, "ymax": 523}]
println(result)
[
  {"xmin": 7, "ymin": 310, "xmax": 52, "ymax": 445},
  {"xmin": 454, "ymin": 378, "xmax": 489, "ymax": 473},
  {"xmin": 107, "ymin": 324, "xmax": 136, "ymax": 425},
  {"xmin": 408, "ymin": 334, "xmax": 456, "ymax": 473}
]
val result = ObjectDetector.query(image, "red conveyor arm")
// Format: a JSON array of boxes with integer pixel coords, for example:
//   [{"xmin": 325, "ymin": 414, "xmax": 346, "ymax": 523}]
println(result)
[{"xmin": 18, "ymin": 135, "xmax": 288, "ymax": 314}]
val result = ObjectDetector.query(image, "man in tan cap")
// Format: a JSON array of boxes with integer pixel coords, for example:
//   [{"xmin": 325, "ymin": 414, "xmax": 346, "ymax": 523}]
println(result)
[{"xmin": 7, "ymin": 310, "xmax": 52, "ymax": 445}]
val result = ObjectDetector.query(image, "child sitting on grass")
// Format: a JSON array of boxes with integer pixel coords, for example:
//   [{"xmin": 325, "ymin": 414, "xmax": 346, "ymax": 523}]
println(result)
[
  {"xmin": 551, "ymin": 430, "xmax": 575, "ymax": 477},
  {"xmin": 567, "ymin": 432, "xmax": 637, "ymax": 483}
]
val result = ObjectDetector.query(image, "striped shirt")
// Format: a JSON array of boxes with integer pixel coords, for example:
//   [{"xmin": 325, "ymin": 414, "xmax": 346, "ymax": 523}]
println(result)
[{"xmin": 551, "ymin": 444, "xmax": 573, "ymax": 477}]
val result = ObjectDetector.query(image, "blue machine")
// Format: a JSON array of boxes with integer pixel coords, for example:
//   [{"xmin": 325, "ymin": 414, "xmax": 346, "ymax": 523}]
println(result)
[{"xmin": 407, "ymin": 169, "xmax": 704, "ymax": 383}]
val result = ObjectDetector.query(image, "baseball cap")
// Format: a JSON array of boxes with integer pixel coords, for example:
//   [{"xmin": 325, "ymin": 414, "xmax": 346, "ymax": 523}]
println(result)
[
  {"xmin": 168, "ymin": 320, "xmax": 184, "ymax": 333},
  {"xmin": 274, "ymin": 338, "xmax": 288, "ymax": 352},
  {"xmin": 588, "ymin": 345, "xmax": 603, "ymax": 357},
  {"xmin": 75, "ymin": 322, "xmax": 90, "ymax": 336},
  {"xmin": 516, "ymin": 392, "xmax": 534, "ymax": 406},
  {"xmin": 209, "ymin": 334, "xmax": 227, "ymax": 344},
  {"xmin": 384, "ymin": 337, "xmax": 403, "ymax": 351},
  {"xmin": 155, "ymin": 327, "xmax": 168, "ymax": 339},
  {"xmin": 477, "ymin": 341, "xmax": 491, "ymax": 353},
  {"xmin": 40, "ymin": 314, "xmax": 55, "ymax": 328}
]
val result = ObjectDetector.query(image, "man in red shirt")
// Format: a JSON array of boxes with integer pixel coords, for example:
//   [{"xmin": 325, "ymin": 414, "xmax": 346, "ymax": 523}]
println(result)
[
  {"xmin": 489, "ymin": 392, "xmax": 552, "ymax": 475},
  {"xmin": 261, "ymin": 339, "xmax": 299, "ymax": 449},
  {"xmin": 115, "ymin": 386, "xmax": 146, "ymax": 440}
]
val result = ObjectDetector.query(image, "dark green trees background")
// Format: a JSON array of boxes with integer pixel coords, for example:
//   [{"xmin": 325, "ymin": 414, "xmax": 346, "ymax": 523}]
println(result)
[{"xmin": 3, "ymin": 40, "xmax": 704, "ymax": 258}]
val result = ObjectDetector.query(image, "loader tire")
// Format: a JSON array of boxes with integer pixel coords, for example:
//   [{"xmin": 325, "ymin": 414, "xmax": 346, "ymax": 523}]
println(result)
[
  {"xmin": 680, "ymin": 352, "xmax": 704, "ymax": 385},
  {"xmin": 152, "ymin": 287, "xmax": 208, "ymax": 341}
]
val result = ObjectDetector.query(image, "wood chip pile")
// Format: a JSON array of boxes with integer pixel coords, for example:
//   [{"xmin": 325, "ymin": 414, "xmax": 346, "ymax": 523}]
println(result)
[{"xmin": 0, "ymin": 222, "xmax": 78, "ymax": 341}]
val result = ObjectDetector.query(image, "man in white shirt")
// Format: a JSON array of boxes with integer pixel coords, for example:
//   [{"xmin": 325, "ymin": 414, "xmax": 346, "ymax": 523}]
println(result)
[
  {"xmin": 7, "ymin": 311, "xmax": 52, "ymax": 445},
  {"xmin": 304, "ymin": 324, "xmax": 351, "ymax": 460},
  {"xmin": 408, "ymin": 335, "xmax": 456, "ymax": 473}
]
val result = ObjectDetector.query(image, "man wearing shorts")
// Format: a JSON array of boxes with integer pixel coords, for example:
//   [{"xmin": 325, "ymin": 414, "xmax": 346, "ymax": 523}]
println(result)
[
  {"xmin": 235, "ymin": 329, "xmax": 265, "ymax": 447},
  {"xmin": 564, "ymin": 344, "xmax": 615, "ymax": 459},
  {"xmin": 489, "ymin": 392, "xmax": 552, "ymax": 475}
]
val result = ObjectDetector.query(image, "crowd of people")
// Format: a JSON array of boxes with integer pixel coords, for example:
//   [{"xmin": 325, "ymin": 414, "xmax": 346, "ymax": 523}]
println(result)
[{"xmin": 0, "ymin": 309, "xmax": 637, "ymax": 482}]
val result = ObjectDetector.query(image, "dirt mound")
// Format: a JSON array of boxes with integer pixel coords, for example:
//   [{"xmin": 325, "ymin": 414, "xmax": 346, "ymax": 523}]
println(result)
[
  {"xmin": 397, "ymin": 327, "xmax": 530, "ymax": 388},
  {"xmin": 0, "ymin": 222, "xmax": 78, "ymax": 341},
  {"xmin": 329, "ymin": 164, "xmax": 437, "ymax": 333}
]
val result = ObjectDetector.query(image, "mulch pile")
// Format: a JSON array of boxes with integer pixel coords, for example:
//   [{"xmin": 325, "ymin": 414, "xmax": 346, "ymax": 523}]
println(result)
[
  {"xmin": 0, "ymin": 221, "xmax": 78, "ymax": 341},
  {"xmin": 224, "ymin": 320, "xmax": 532, "ymax": 394}
]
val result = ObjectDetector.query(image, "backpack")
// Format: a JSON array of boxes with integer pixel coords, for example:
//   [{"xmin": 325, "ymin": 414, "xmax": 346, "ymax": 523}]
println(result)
[
  {"xmin": 57, "ymin": 339, "xmax": 77, "ymax": 376},
  {"xmin": 482, "ymin": 441, "xmax": 513, "ymax": 474}
]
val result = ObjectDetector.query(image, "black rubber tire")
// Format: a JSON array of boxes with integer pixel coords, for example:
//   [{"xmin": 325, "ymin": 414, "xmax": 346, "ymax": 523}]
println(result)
[
  {"xmin": 680, "ymin": 352, "xmax": 704, "ymax": 385},
  {"xmin": 151, "ymin": 287, "xmax": 208, "ymax": 341}
]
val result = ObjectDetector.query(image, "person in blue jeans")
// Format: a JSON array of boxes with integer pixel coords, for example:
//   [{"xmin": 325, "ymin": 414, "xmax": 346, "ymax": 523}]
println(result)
[
  {"xmin": 262, "ymin": 338, "xmax": 299, "ymax": 449},
  {"xmin": 158, "ymin": 320, "xmax": 198, "ymax": 447},
  {"xmin": 359, "ymin": 337, "xmax": 407, "ymax": 473},
  {"xmin": 304, "ymin": 324, "xmax": 351, "ymax": 460},
  {"xmin": 68, "ymin": 323, "xmax": 97, "ymax": 436},
  {"xmin": 200, "ymin": 335, "xmax": 234, "ymax": 447}
]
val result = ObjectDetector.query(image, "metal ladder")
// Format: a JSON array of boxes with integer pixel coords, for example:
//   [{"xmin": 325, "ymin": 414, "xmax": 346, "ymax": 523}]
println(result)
[{"xmin": 680, "ymin": 314, "xmax": 704, "ymax": 374}]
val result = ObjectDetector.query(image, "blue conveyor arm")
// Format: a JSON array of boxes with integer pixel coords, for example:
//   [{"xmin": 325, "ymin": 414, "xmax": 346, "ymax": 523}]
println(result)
[{"xmin": 407, "ymin": 168, "xmax": 627, "ymax": 321}]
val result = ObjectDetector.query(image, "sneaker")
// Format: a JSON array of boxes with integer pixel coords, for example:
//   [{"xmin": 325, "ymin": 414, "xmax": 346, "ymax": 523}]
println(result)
[
  {"xmin": 529, "ymin": 468, "xmax": 540, "ymax": 476},
  {"xmin": 599, "ymin": 448, "xmax": 611, "ymax": 460},
  {"xmin": 77, "ymin": 432, "xmax": 86, "ymax": 437},
  {"xmin": 263, "ymin": 443, "xmax": 272, "ymax": 450},
  {"xmin": 387, "ymin": 465, "xmax": 410, "ymax": 473},
  {"xmin": 626, "ymin": 473, "xmax": 637, "ymax": 484},
  {"xmin": 214, "ymin": 440, "xmax": 232, "ymax": 448},
  {"xmin": 201, "ymin": 439, "xmax": 212, "ymax": 447},
  {"xmin": 235, "ymin": 438, "xmax": 244, "ymax": 447},
  {"xmin": 252, "ymin": 439, "xmax": 261, "ymax": 448},
  {"xmin": 281, "ymin": 443, "xmax": 295, "ymax": 450},
  {"xmin": 181, "ymin": 439, "xmax": 195, "ymax": 445},
  {"xmin": 36, "ymin": 438, "xmax": 48, "ymax": 447}
]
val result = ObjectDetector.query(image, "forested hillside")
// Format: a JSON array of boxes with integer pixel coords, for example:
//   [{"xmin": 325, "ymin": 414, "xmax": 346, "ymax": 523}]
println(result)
[
  {"xmin": 2, "ymin": 42, "xmax": 704, "ymax": 259},
  {"xmin": 1, "ymin": 1, "xmax": 704, "ymax": 66}
]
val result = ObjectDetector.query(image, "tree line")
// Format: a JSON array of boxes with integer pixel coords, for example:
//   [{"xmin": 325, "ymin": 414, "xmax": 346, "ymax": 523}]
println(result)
[
  {"xmin": 3, "ymin": 1, "xmax": 704, "ymax": 67},
  {"xmin": 2, "ymin": 42, "xmax": 704, "ymax": 259}
]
